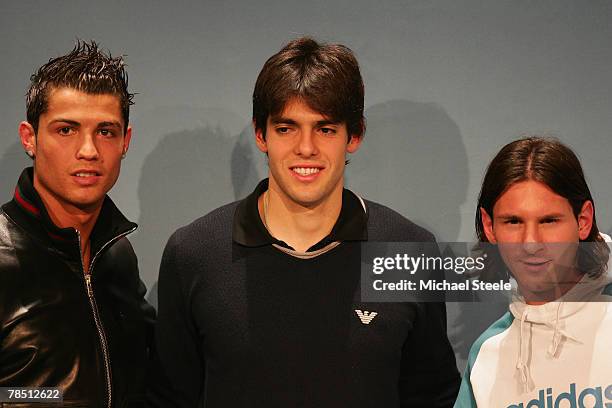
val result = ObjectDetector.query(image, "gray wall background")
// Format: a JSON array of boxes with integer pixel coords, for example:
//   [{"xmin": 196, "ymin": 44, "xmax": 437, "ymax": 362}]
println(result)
[{"xmin": 2, "ymin": 0, "xmax": 611, "ymax": 371}]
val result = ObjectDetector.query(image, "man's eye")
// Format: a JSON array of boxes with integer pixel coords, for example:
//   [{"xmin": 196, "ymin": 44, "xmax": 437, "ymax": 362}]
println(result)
[
  {"xmin": 58, "ymin": 127, "xmax": 74, "ymax": 135},
  {"xmin": 276, "ymin": 127, "xmax": 290, "ymax": 134},
  {"xmin": 541, "ymin": 218, "xmax": 559, "ymax": 224},
  {"xmin": 504, "ymin": 219, "xmax": 520, "ymax": 225},
  {"xmin": 99, "ymin": 129, "xmax": 114, "ymax": 137},
  {"xmin": 320, "ymin": 127, "xmax": 336, "ymax": 135}
]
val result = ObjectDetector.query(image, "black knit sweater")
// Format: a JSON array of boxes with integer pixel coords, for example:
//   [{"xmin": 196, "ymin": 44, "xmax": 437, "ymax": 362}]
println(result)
[{"xmin": 147, "ymin": 185, "xmax": 460, "ymax": 407}]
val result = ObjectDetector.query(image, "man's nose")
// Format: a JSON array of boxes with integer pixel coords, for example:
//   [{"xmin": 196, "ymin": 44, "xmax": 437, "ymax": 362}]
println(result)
[
  {"xmin": 76, "ymin": 133, "xmax": 100, "ymax": 160},
  {"xmin": 295, "ymin": 130, "xmax": 318, "ymax": 157},
  {"xmin": 521, "ymin": 224, "xmax": 544, "ymax": 254}
]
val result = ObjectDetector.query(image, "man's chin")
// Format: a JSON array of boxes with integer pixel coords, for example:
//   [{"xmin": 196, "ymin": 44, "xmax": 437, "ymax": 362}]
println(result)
[
  {"xmin": 66, "ymin": 195, "xmax": 106, "ymax": 213},
  {"xmin": 289, "ymin": 195, "xmax": 324, "ymax": 208},
  {"xmin": 280, "ymin": 185, "xmax": 326, "ymax": 207},
  {"xmin": 518, "ymin": 282, "xmax": 561, "ymax": 301}
]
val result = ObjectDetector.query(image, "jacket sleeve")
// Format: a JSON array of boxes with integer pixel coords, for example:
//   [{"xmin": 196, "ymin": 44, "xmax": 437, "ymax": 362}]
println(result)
[
  {"xmin": 124, "ymin": 238, "xmax": 157, "ymax": 362},
  {"xmin": 137, "ymin": 275, "xmax": 157, "ymax": 357},
  {"xmin": 146, "ymin": 231, "xmax": 205, "ymax": 407},
  {"xmin": 398, "ymin": 301, "xmax": 461, "ymax": 408}
]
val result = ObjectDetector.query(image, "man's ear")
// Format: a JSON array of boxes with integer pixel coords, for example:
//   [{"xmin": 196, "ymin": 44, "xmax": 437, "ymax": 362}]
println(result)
[
  {"xmin": 19, "ymin": 121, "xmax": 37, "ymax": 159},
  {"xmin": 346, "ymin": 134, "xmax": 363, "ymax": 154},
  {"xmin": 577, "ymin": 200, "xmax": 594, "ymax": 240},
  {"xmin": 254, "ymin": 121, "xmax": 268, "ymax": 153},
  {"xmin": 480, "ymin": 207, "xmax": 497, "ymax": 243},
  {"xmin": 122, "ymin": 125, "xmax": 132, "ymax": 156}
]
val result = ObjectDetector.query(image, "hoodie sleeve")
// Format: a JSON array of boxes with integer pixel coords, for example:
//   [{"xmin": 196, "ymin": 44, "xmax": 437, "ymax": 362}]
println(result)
[
  {"xmin": 453, "ymin": 311, "xmax": 515, "ymax": 408},
  {"xmin": 453, "ymin": 362, "xmax": 478, "ymax": 407}
]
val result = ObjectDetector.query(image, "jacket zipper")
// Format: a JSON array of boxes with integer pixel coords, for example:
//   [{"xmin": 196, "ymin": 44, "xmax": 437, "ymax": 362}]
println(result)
[{"xmin": 78, "ymin": 226, "xmax": 137, "ymax": 408}]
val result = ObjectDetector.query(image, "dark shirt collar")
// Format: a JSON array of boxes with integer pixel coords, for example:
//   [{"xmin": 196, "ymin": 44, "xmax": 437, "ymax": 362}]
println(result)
[
  {"xmin": 233, "ymin": 179, "xmax": 368, "ymax": 251},
  {"xmin": 2, "ymin": 167, "xmax": 137, "ymax": 258}
]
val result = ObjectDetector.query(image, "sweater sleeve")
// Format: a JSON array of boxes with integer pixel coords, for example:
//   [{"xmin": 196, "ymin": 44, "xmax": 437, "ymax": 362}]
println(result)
[
  {"xmin": 398, "ymin": 301, "xmax": 461, "ymax": 407},
  {"xmin": 146, "ymin": 231, "xmax": 205, "ymax": 407},
  {"xmin": 392, "ymin": 231, "xmax": 460, "ymax": 407}
]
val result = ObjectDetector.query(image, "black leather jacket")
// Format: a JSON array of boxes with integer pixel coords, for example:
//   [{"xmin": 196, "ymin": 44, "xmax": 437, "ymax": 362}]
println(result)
[{"xmin": 0, "ymin": 168, "xmax": 155, "ymax": 407}]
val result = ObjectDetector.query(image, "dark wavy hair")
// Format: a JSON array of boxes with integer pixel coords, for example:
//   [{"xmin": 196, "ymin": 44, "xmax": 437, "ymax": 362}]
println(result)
[
  {"xmin": 26, "ymin": 40, "xmax": 134, "ymax": 134},
  {"xmin": 253, "ymin": 37, "xmax": 365, "ymax": 140},
  {"xmin": 475, "ymin": 136, "xmax": 609, "ymax": 278}
]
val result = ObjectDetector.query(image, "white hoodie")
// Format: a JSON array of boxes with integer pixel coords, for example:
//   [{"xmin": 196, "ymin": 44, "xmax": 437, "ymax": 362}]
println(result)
[{"xmin": 455, "ymin": 239, "xmax": 612, "ymax": 408}]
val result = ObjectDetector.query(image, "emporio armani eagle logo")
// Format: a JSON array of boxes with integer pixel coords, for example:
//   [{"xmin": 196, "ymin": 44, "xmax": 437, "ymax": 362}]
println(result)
[{"xmin": 355, "ymin": 309, "xmax": 378, "ymax": 325}]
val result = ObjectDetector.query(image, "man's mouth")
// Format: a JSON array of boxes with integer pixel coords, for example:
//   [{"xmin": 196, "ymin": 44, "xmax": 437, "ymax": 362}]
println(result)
[
  {"xmin": 74, "ymin": 172, "xmax": 100, "ymax": 177},
  {"xmin": 291, "ymin": 167, "xmax": 321, "ymax": 176},
  {"xmin": 522, "ymin": 258, "xmax": 550, "ymax": 265},
  {"xmin": 71, "ymin": 170, "xmax": 102, "ymax": 186},
  {"xmin": 519, "ymin": 258, "xmax": 552, "ymax": 271}
]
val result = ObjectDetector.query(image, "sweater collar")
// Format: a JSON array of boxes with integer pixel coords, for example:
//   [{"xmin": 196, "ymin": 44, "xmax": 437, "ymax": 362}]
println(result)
[{"xmin": 233, "ymin": 178, "xmax": 368, "ymax": 251}]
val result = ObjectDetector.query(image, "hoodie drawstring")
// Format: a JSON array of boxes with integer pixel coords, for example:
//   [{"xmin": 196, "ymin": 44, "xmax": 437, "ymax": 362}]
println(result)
[
  {"xmin": 545, "ymin": 302, "xmax": 581, "ymax": 356},
  {"xmin": 516, "ymin": 301, "xmax": 581, "ymax": 393},
  {"xmin": 548, "ymin": 302, "xmax": 563, "ymax": 357},
  {"xmin": 516, "ymin": 308, "xmax": 531, "ymax": 392}
]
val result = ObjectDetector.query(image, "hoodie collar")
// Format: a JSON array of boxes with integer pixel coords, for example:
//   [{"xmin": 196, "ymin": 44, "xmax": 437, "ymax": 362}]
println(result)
[
  {"xmin": 509, "ymin": 272, "xmax": 612, "ymax": 324},
  {"xmin": 509, "ymin": 271, "xmax": 612, "ymax": 393}
]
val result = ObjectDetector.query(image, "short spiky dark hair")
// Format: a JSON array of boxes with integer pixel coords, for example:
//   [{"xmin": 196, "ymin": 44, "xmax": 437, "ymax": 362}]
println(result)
[
  {"xmin": 253, "ymin": 37, "xmax": 365, "ymax": 139},
  {"xmin": 26, "ymin": 40, "xmax": 134, "ymax": 134}
]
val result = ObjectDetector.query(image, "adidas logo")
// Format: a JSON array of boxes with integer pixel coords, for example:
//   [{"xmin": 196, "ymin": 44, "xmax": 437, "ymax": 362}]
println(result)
[
  {"xmin": 507, "ymin": 383, "xmax": 612, "ymax": 408},
  {"xmin": 355, "ymin": 309, "xmax": 377, "ymax": 325}
]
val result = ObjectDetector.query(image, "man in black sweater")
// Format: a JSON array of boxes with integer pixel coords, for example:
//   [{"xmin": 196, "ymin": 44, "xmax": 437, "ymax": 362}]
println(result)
[{"xmin": 148, "ymin": 37, "xmax": 460, "ymax": 407}]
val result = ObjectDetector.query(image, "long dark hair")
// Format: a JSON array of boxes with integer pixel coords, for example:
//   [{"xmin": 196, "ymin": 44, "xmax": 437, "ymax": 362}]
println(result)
[{"xmin": 475, "ymin": 136, "xmax": 609, "ymax": 278}]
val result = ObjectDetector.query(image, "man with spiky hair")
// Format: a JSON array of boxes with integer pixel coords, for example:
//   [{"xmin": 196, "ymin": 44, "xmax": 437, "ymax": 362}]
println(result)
[
  {"xmin": 0, "ymin": 41, "xmax": 154, "ymax": 407},
  {"xmin": 149, "ymin": 37, "xmax": 460, "ymax": 407}
]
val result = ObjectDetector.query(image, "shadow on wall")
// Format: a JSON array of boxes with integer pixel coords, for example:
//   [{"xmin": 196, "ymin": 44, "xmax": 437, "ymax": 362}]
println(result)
[
  {"xmin": 142, "ymin": 123, "xmax": 269, "ymax": 307},
  {"xmin": 348, "ymin": 100, "xmax": 468, "ymax": 241},
  {"xmin": 133, "ymin": 126, "xmax": 239, "ymax": 307},
  {"xmin": 0, "ymin": 142, "xmax": 30, "ymax": 204},
  {"xmin": 231, "ymin": 125, "xmax": 268, "ymax": 200},
  {"xmin": 347, "ymin": 100, "xmax": 506, "ymax": 372}
]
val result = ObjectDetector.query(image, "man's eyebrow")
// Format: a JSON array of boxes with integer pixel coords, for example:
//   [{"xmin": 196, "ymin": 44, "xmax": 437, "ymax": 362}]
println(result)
[
  {"xmin": 315, "ymin": 120, "xmax": 340, "ymax": 126},
  {"xmin": 49, "ymin": 119, "xmax": 80, "ymax": 126},
  {"xmin": 270, "ymin": 117, "xmax": 297, "ymax": 125},
  {"xmin": 495, "ymin": 213, "xmax": 566, "ymax": 220},
  {"xmin": 98, "ymin": 121, "xmax": 122, "ymax": 129},
  {"xmin": 538, "ymin": 213, "xmax": 566, "ymax": 219},
  {"xmin": 495, "ymin": 214, "xmax": 519, "ymax": 219},
  {"xmin": 269, "ymin": 118, "xmax": 340, "ymax": 126}
]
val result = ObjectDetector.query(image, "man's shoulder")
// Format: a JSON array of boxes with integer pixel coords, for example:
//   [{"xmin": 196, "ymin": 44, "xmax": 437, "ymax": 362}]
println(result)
[
  {"xmin": 0, "ymin": 208, "xmax": 12, "ymax": 238},
  {"xmin": 0, "ymin": 209, "xmax": 17, "ymax": 264},
  {"xmin": 167, "ymin": 201, "xmax": 239, "ymax": 250},
  {"xmin": 0, "ymin": 206, "xmax": 28, "ymax": 253},
  {"xmin": 0, "ymin": 209, "xmax": 31, "ymax": 282},
  {"xmin": 364, "ymin": 199, "xmax": 436, "ymax": 242}
]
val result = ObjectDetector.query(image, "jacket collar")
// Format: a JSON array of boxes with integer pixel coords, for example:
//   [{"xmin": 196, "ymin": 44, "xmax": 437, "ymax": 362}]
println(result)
[
  {"xmin": 233, "ymin": 178, "xmax": 368, "ymax": 251},
  {"xmin": 2, "ymin": 167, "xmax": 137, "ymax": 259}
]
